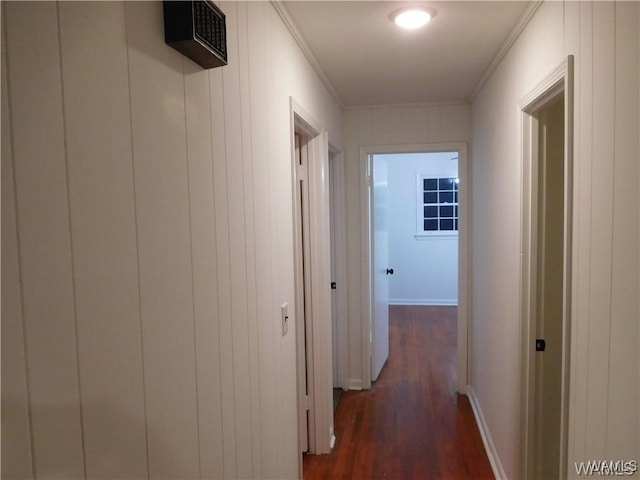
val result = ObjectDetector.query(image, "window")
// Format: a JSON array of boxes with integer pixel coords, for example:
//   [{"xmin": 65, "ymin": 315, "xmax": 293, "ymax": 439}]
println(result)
[{"xmin": 417, "ymin": 176, "xmax": 458, "ymax": 235}]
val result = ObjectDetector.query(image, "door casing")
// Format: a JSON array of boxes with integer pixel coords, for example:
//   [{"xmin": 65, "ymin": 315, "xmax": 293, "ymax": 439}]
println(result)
[
  {"xmin": 290, "ymin": 98, "xmax": 335, "ymax": 470},
  {"xmin": 518, "ymin": 56, "xmax": 574, "ymax": 479}
]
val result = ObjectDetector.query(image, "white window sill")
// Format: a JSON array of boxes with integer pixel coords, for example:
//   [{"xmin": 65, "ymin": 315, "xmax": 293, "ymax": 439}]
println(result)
[{"xmin": 414, "ymin": 232, "xmax": 459, "ymax": 240}]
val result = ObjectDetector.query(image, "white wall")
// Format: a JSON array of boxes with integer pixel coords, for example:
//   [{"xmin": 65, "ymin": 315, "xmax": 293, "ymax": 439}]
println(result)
[
  {"xmin": 0, "ymin": 2, "xmax": 342, "ymax": 479},
  {"xmin": 343, "ymin": 104, "xmax": 470, "ymax": 389},
  {"xmin": 382, "ymin": 152, "xmax": 458, "ymax": 305},
  {"xmin": 471, "ymin": 1, "xmax": 639, "ymax": 478}
]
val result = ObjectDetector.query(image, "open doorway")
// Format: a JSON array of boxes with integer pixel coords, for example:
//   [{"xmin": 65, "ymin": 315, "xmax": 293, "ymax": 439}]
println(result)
[
  {"xmin": 291, "ymin": 101, "xmax": 334, "ymax": 467},
  {"xmin": 518, "ymin": 57, "xmax": 573, "ymax": 480},
  {"xmin": 360, "ymin": 143, "xmax": 470, "ymax": 392},
  {"xmin": 370, "ymin": 152, "xmax": 460, "ymax": 381}
]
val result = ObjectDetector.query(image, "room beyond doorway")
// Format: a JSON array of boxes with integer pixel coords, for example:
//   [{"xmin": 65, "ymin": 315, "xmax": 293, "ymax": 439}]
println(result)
[{"xmin": 376, "ymin": 152, "xmax": 459, "ymax": 307}]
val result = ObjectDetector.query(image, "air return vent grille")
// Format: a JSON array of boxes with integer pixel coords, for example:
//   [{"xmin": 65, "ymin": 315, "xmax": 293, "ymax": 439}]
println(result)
[{"xmin": 163, "ymin": 1, "xmax": 227, "ymax": 69}]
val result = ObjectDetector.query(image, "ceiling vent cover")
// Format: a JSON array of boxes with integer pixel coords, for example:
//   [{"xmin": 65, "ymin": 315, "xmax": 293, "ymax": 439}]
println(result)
[{"xmin": 163, "ymin": 1, "xmax": 227, "ymax": 69}]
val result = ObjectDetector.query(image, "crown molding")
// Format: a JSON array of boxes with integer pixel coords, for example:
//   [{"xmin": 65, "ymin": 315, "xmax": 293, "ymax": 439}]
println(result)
[
  {"xmin": 345, "ymin": 100, "xmax": 470, "ymax": 111},
  {"xmin": 469, "ymin": 0, "xmax": 543, "ymax": 103},
  {"xmin": 271, "ymin": 1, "xmax": 345, "ymax": 109}
]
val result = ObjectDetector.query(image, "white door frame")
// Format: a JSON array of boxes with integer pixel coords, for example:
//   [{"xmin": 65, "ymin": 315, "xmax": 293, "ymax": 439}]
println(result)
[
  {"xmin": 290, "ymin": 98, "xmax": 335, "ymax": 461},
  {"xmin": 518, "ymin": 56, "xmax": 574, "ymax": 479},
  {"xmin": 360, "ymin": 142, "xmax": 471, "ymax": 392}
]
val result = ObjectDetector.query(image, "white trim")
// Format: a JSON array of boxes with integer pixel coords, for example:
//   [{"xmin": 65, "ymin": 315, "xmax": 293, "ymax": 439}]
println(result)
[
  {"xmin": 347, "ymin": 379, "xmax": 364, "ymax": 391},
  {"xmin": 389, "ymin": 299, "xmax": 458, "ymax": 307},
  {"xmin": 290, "ymin": 99, "xmax": 334, "ymax": 460},
  {"xmin": 416, "ymin": 173, "xmax": 460, "ymax": 236},
  {"xmin": 414, "ymin": 233, "xmax": 459, "ymax": 240},
  {"xmin": 468, "ymin": 387, "xmax": 507, "ymax": 480},
  {"xmin": 470, "ymin": 1, "xmax": 543, "ymax": 102},
  {"xmin": 519, "ymin": 60, "xmax": 567, "ymax": 113},
  {"xmin": 345, "ymin": 100, "xmax": 469, "ymax": 111},
  {"xmin": 360, "ymin": 142, "xmax": 470, "ymax": 394},
  {"xmin": 271, "ymin": 1, "xmax": 345, "ymax": 108}
]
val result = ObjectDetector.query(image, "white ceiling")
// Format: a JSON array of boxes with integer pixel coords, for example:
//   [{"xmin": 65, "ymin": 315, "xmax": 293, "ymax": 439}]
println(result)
[{"xmin": 280, "ymin": 1, "xmax": 533, "ymax": 107}]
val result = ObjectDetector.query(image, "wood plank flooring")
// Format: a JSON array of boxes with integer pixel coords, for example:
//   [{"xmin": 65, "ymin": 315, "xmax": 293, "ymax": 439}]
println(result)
[{"xmin": 303, "ymin": 305, "xmax": 495, "ymax": 480}]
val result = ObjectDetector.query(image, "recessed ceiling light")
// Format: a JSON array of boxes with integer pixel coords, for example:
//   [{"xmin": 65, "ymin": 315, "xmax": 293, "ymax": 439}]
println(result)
[{"xmin": 392, "ymin": 7, "xmax": 435, "ymax": 30}]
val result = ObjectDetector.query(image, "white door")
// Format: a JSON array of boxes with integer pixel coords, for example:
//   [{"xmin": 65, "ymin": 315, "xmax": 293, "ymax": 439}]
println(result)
[
  {"xmin": 294, "ymin": 126, "xmax": 334, "ymax": 457},
  {"xmin": 294, "ymin": 134, "xmax": 313, "ymax": 453},
  {"xmin": 371, "ymin": 155, "xmax": 390, "ymax": 381}
]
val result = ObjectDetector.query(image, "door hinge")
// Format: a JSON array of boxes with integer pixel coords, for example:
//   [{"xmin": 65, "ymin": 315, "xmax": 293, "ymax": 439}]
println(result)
[{"xmin": 297, "ymin": 164, "xmax": 307, "ymax": 181}]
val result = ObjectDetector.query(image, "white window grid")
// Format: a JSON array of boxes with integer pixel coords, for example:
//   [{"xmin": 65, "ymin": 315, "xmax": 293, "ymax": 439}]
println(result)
[{"xmin": 416, "ymin": 175, "xmax": 459, "ymax": 236}]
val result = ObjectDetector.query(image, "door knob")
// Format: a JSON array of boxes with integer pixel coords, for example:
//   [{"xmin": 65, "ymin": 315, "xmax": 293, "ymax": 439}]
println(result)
[{"xmin": 386, "ymin": 268, "xmax": 394, "ymax": 275}]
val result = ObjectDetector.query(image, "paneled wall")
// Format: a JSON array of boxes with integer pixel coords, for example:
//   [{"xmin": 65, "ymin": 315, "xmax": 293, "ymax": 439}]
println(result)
[
  {"xmin": 342, "ymin": 104, "xmax": 470, "ymax": 388},
  {"xmin": 471, "ymin": 1, "xmax": 639, "ymax": 478},
  {"xmin": 1, "ymin": 2, "xmax": 342, "ymax": 479}
]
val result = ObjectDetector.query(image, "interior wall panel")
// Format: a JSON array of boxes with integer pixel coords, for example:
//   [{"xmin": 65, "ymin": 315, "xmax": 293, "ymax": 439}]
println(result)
[
  {"xmin": 219, "ymin": 3, "xmax": 255, "ymax": 477},
  {"xmin": 399, "ymin": 107, "xmax": 428, "ymax": 144},
  {"xmin": 125, "ymin": 2, "xmax": 200, "ymax": 477},
  {"xmin": 1, "ymin": 0, "xmax": 339, "ymax": 478},
  {"xmin": 57, "ymin": 2, "xmax": 148, "ymax": 478},
  {"xmin": 265, "ymin": 5, "xmax": 285, "ymax": 472},
  {"xmin": 247, "ymin": 2, "xmax": 279, "ymax": 475},
  {"xmin": 585, "ymin": 2, "xmax": 616, "ymax": 458},
  {"xmin": 209, "ymin": 62, "xmax": 238, "ymax": 479},
  {"xmin": 236, "ymin": 2, "xmax": 263, "ymax": 475},
  {"xmin": 606, "ymin": 1, "xmax": 639, "ymax": 459},
  {"xmin": 1, "ymin": 7, "xmax": 33, "ymax": 475},
  {"xmin": 183, "ymin": 44, "xmax": 225, "ymax": 480},
  {"xmin": 5, "ymin": 3, "xmax": 85, "ymax": 477}
]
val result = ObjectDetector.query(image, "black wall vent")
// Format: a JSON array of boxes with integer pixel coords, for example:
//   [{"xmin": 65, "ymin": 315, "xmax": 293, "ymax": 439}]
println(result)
[{"xmin": 163, "ymin": 1, "xmax": 227, "ymax": 69}]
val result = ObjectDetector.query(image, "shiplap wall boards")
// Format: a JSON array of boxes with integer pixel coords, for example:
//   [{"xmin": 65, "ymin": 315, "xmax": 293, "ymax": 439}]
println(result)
[
  {"xmin": 471, "ymin": 2, "xmax": 639, "ymax": 478},
  {"xmin": 1, "ymin": 1, "xmax": 342, "ymax": 479},
  {"xmin": 2, "ymin": 1, "xmax": 639, "ymax": 480}
]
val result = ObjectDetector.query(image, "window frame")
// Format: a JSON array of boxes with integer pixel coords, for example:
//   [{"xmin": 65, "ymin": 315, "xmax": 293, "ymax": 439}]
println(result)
[{"xmin": 415, "ymin": 174, "xmax": 459, "ymax": 238}]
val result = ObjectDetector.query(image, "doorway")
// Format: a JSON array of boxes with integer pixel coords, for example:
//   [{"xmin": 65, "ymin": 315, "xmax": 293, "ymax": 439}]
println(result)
[
  {"xmin": 360, "ymin": 143, "xmax": 470, "ymax": 392},
  {"xmin": 370, "ymin": 152, "xmax": 460, "ymax": 381},
  {"xmin": 518, "ymin": 57, "xmax": 574, "ymax": 480},
  {"xmin": 291, "ymin": 100, "xmax": 337, "ymax": 468}
]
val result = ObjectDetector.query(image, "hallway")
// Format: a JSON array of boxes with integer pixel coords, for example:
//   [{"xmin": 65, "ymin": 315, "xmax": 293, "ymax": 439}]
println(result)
[{"xmin": 303, "ymin": 306, "xmax": 494, "ymax": 479}]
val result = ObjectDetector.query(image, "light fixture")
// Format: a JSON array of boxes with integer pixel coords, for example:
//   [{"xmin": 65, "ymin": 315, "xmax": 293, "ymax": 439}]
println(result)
[{"xmin": 391, "ymin": 6, "xmax": 435, "ymax": 30}]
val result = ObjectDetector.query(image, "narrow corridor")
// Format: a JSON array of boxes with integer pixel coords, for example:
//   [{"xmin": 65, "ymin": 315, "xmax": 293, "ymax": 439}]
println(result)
[{"xmin": 304, "ymin": 306, "xmax": 494, "ymax": 479}]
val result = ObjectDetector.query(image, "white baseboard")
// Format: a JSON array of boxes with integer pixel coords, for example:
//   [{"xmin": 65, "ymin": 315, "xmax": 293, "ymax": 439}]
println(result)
[
  {"xmin": 389, "ymin": 299, "xmax": 458, "ymax": 306},
  {"xmin": 467, "ymin": 386, "xmax": 507, "ymax": 480},
  {"xmin": 348, "ymin": 378, "xmax": 364, "ymax": 390}
]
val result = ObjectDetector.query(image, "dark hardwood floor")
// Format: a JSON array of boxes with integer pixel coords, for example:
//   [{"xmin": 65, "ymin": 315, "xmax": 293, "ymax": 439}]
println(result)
[{"xmin": 303, "ymin": 305, "xmax": 495, "ymax": 480}]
